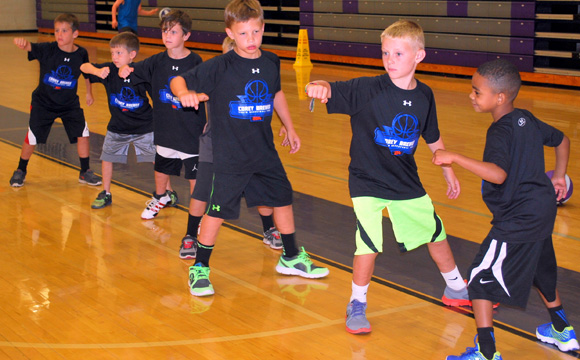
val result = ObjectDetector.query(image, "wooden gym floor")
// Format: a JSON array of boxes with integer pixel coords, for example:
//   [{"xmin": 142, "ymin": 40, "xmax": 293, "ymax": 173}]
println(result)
[{"xmin": 0, "ymin": 33, "xmax": 580, "ymax": 359}]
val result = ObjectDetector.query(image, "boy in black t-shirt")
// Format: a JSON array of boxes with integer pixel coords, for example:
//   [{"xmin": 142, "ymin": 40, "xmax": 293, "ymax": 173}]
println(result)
[
  {"xmin": 435, "ymin": 60, "xmax": 577, "ymax": 360},
  {"xmin": 170, "ymin": 0, "xmax": 329, "ymax": 297},
  {"xmin": 10, "ymin": 13, "xmax": 101, "ymax": 188},
  {"xmin": 306, "ymin": 20, "xmax": 469, "ymax": 334},
  {"xmin": 119, "ymin": 10, "xmax": 206, "ymax": 220},
  {"xmin": 81, "ymin": 32, "xmax": 154, "ymax": 209}
]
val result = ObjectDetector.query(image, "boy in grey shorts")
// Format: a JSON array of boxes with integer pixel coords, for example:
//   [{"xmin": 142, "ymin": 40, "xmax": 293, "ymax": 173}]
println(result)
[{"xmin": 81, "ymin": 32, "xmax": 154, "ymax": 208}]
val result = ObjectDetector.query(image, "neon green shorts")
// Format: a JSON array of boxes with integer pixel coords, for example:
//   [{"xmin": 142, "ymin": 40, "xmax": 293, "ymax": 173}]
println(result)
[{"xmin": 352, "ymin": 195, "xmax": 447, "ymax": 255}]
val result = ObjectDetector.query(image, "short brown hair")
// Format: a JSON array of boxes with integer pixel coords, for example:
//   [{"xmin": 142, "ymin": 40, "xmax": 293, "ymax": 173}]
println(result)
[
  {"xmin": 54, "ymin": 13, "xmax": 79, "ymax": 32},
  {"xmin": 160, "ymin": 9, "xmax": 192, "ymax": 34},
  {"xmin": 381, "ymin": 20, "xmax": 425, "ymax": 50},
  {"xmin": 110, "ymin": 32, "xmax": 140, "ymax": 53},
  {"xmin": 476, "ymin": 59, "xmax": 521, "ymax": 101},
  {"xmin": 224, "ymin": 0, "xmax": 264, "ymax": 28}
]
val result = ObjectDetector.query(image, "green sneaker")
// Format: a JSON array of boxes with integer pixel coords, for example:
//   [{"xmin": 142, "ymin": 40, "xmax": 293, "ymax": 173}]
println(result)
[
  {"xmin": 166, "ymin": 190, "xmax": 179, "ymax": 207},
  {"xmin": 91, "ymin": 190, "xmax": 112, "ymax": 209},
  {"xmin": 276, "ymin": 247, "xmax": 329, "ymax": 279},
  {"xmin": 189, "ymin": 263, "xmax": 214, "ymax": 296}
]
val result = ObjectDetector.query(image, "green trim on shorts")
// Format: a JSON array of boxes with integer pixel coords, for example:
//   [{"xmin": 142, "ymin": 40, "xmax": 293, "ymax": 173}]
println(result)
[{"xmin": 352, "ymin": 195, "xmax": 447, "ymax": 255}]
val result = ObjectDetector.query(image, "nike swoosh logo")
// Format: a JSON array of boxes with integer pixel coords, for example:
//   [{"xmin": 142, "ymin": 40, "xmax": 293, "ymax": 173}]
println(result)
[
  {"xmin": 450, "ymin": 277, "xmax": 458, "ymax": 281},
  {"xmin": 480, "ymin": 279, "xmax": 494, "ymax": 284}
]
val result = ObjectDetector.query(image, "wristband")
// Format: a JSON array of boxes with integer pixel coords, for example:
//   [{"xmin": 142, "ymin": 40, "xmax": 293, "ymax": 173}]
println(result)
[{"xmin": 304, "ymin": 82, "xmax": 318, "ymax": 94}]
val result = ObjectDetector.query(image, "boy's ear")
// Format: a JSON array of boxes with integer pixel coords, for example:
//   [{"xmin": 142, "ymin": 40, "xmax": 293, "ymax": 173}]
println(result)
[
  {"xmin": 129, "ymin": 50, "xmax": 137, "ymax": 60},
  {"xmin": 415, "ymin": 49, "xmax": 426, "ymax": 63},
  {"xmin": 73, "ymin": 30, "xmax": 79, "ymax": 39},
  {"xmin": 225, "ymin": 27, "xmax": 234, "ymax": 39},
  {"xmin": 497, "ymin": 92, "xmax": 506, "ymax": 105}
]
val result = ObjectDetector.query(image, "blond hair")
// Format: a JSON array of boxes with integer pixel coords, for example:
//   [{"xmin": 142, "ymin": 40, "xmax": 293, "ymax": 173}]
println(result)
[
  {"xmin": 224, "ymin": 0, "xmax": 264, "ymax": 28},
  {"xmin": 381, "ymin": 20, "xmax": 425, "ymax": 50},
  {"xmin": 222, "ymin": 37, "xmax": 235, "ymax": 53}
]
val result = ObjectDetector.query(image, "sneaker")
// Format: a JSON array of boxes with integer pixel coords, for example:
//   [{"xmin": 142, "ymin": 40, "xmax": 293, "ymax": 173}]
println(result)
[
  {"xmin": 275, "ymin": 247, "xmax": 329, "ymax": 279},
  {"xmin": 179, "ymin": 235, "xmax": 197, "ymax": 259},
  {"xmin": 166, "ymin": 190, "xmax": 179, "ymax": 207},
  {"xmin": 442, "ymin": 285, "xmax": 471, "ymax": 307},
  {"xmin": 91, "ymin": 190, "xmax": 112, "ymax": 209},
  {"xmin": 141, "ymin": 192, "xmax": 171, "ymax": 220},
  {"xmin": 263, "ymin": 227, "xmax": 283, "ymax": 249},
  {"xmin": 346, "ymin": 300, "xmax": 371, "ymax": 334},
  {"xmin": 188, "ymin": 263, "xmax": 214, "ymax": 296},
  {"xmin": 447, "ymin": 336, "xmax": 503, "ymax": 360},
  {"xmin": 79, "ymin": 169, "xmax": 102, "ymax": 186},
  {"xmin": 9, "ymin": 169, "xmax": 26, "ymax": 187},
  {"xmin": 536, "ymin": 322, "xmax": 580, "ymax": 352}
]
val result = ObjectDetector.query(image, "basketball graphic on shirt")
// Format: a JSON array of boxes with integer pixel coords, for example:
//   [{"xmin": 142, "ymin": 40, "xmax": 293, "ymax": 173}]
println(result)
[
  {"xmin": 392, "ymin": 113, "xmax": 419, "ymax": 139},
  {"xmin": 120, "ymin": 87, "xmax": 137, "ymax": 102},
  {"xmin": 373, "ymin": 112, "xmax": 420, "ymax": 155},
  {"xmin": 55, "ymin": 65, "xmax": 72, "ymax": 80},
  {"xmin": 245, "ymin": 80, "xmax": 269, "ymax": 103}
]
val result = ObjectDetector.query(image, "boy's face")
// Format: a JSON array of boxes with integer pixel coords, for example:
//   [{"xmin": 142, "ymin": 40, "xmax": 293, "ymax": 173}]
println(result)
[
  {"xmin": 54, "ymin": 21, "xmax": 78, "ymax": 47},
  {"xmin": 110, "ymin": 46, "xmax": 136, "ymax": 68},
  {"xmin": 381, "ymin": 36, "xmax": 424, "ymax": 81},
  {"xmin": 225, "ymin": 18, "xmax": 264, "ymax": 59},
  {"xmin": 470, "ymin": 73, "xmax": 500, "ymax": 113},
  {"xmin": 162, "ymin": 23, "xmax": 190, "ymax": 50}
]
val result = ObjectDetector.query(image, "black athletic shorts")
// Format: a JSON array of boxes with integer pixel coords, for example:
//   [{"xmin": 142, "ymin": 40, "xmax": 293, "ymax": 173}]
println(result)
[
  {"xmin": 154, "ymin": 152, "xmax": 198, "ymax": 180},
  {"xmin": 191, "ymin": 161, "xmax": 213, "ymax": 202},
  {"xmin": 467, "ymin": 235, "xmax": 558, "ymax": 307},
  {"xmin": 28, "ymin": 104, "xmax": 87, "ymax": 144}
]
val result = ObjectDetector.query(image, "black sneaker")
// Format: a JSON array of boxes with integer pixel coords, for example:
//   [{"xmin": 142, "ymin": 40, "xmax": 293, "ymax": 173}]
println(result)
[
  {"xmin": 91, "ymin": 190, "xmax": 112, "ymax": 209},
  {"xmin": 179, "ymin": 235, "xmax": 197, "ymax": 259},
  {"xmin": 10, "ymin": 169, "xmax": 26, "ymax": 187},
  {"xmin": 79, "ymin": 169, "xmax": 102, "ymax": 186}
]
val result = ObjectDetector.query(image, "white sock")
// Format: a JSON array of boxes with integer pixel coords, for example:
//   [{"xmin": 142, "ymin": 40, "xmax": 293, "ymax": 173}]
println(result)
[
  {"xmin": 441, "ymin": 266, "xmax": 466, "ymax": 291},
  {"xmin": 350, "ymin": 281, "xmax": 369, "ymax": 303}
]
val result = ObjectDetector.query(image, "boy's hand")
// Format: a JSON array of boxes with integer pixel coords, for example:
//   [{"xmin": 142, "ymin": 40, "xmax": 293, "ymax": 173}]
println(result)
[
  {"xmin": 86, "ymin": 93, "xmax": 94, "ymax": 106},
  {"xmin": 279, "ymin": 125, "xmax": 289, "ymax": 147},
  {"xmin": 306, "ymin": 83, "xmax": 329, "ymax": 104},
  {"xmin": 432, "ymin": 149, "xmax": 455, "ymax": 166},
  {"xmin": 97, "ymin": 66, "xmax": 110, "ymax": 79},
  {"xmin": 118, "ymin": 65, "xmax": 133, "ymax": 78},
  {"xmin": 177, "ymin": 91, "xmax": 209, "ymax": 110},
  {"xmin": 14, "ymin": 37, "xmax": 30, "ymax": 51},
  {"xmin": 285, "ymin": 128, "xmax": 301, "ymax": 154},
  {"xmin": 551, "ymin": 175, "xmax": 567, "ymax": 202},
  {"xmin": 441, "ymin": 166, "xmax": 461, "ymax": 199},
  {"xmin": 112, "ymin": 19, "xmax": 118, "ymax": 29}
]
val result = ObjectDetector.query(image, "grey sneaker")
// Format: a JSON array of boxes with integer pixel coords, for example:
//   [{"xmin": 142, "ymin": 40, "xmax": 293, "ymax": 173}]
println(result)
[
  {"xmin": 79, "ymin": 169, "xmax": 102, "ymax": 186},
  {"xmin": 141, "ymin": 192, "xmax": 171, "ymax": 220},
  {"xmin": 91, "ymin": 190, "xmax": 112, "ymax": 209},
  {"xmin": 346, "ymin": 300, "xmax": 371, "ymax": 334},
  {"xmin": 166, "ymin": 190, "xmax": 179, "ymax": 207},
  {"xmin": 179, "ymin": 235, "xmax": 197, "ymax": 259},
  {"xmin": 263, "ymin": 227, "xmax": 283, "ymax": 249},
  {"xmin": 10, "ymin": 169, "xmax": 26, "ymax": 187},
  {"xmin": 442, "ymin": 285, "xmax": 471, "ymax": 307}
]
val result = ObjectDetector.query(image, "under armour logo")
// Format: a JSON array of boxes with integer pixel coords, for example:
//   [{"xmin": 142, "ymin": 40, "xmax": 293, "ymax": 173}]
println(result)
[
  {"xmin": 172, "ymin": 66, "xmax": 179, "ymax": 71},
  {"xmin": 124, "ymin": 78, "xmax": 131, "ymax": 83},
  {"xmin": 403, "ymin": 100, "xmax": 412, "ymax": 106},
  {"xmin": 518, "ymin": 117, "xmax": 526, "ymax": 127},
  {"xmin": 252, "ymin": 68, "xmax": 260, "ymax": 74},
  {"xmin": 212, "ymin": 204, "xmax": 221, "ymax": 212},
  {"xmin": 64, "ymin": 58, "xmax": 70, "ymax": 62}
]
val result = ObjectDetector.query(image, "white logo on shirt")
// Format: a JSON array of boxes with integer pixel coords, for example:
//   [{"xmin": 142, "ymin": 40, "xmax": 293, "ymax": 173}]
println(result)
[
  {"xmin": 172, "ymin": 66, "xmax": 179, "ymax": 71},
  {"xmin": 252, "ymin": 68, "xmax": 260, "ymax": 74},
  {"xmin": 124, "ymin": 78, "xmax": 131, "ymax": 83},
  {"xmin": 64, "ymin": 58, "xmax": 70, "ymax": 62},
  {"xmin": 403, "ymin": 100, "xmax": 412, "ymax": 106},
  {"xmin": 518, "ymin": 117, "xmax": 526, "ymax": 127}
]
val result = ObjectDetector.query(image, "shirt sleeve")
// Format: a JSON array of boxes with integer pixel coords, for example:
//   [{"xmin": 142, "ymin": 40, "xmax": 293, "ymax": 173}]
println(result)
[
  {"xmin": 483, "ymin": 122, "xmax": 512, "ymax": 173},
  {"xmin": 327, "ymin": 76, "xmax": 376, "ymax": 116}
]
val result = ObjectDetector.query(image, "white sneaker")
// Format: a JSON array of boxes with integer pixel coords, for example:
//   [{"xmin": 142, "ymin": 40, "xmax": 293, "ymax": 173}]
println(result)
[{"xmin": 141, "ymin": 192, "xmax": 171, "ymax": 219}]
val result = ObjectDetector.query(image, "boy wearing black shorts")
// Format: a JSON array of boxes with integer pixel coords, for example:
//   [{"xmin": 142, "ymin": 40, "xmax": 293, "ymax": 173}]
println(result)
[
  {"xmin": 171, "ymin": 0, "xmax": 329, "ymax": 296},
  {"xmin": 81, "ymin": 32, "xmax": 154, "ymax": 209},
  {"xmin": 10, "ymin": 13, "xmax": 101, "ymax": 187},
  {"xmin": 119, "ymin": 10, "xmax": 206, "ymax": 220},
  {"xmin": 435, "ymin": 59, "xmax": 578, "ymax": 360}
]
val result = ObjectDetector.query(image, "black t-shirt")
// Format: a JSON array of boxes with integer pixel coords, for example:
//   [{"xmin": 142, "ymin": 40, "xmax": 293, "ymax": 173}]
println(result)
[
  {"xmin": 327, "ymin": 74, "xmax": 440, "ymax": 200},
  {"xmin": 181, "ymin": 50, "xmax": 282, "ymax": 174},
  {"xmin": 130, "ymin": 51, "xmax": 205, "ymax": 154},
  {"xmin": 29, "ymin": 42, "xmax": 89, "ymax": 112},
  {"xmin": 483, "ymin": 108, "xmax": 564, "ymax": 243},
  {"xmin": 87, "ymin": 62, "xmax": 153, "ymax": 134}
]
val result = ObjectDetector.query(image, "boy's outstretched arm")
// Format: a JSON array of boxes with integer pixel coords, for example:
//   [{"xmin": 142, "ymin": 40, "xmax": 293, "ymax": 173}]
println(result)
[
  {"xmin": 273, "ymin": 90, "xmax": 300, "ymax": 153},
  {"xmin": 169, "ymin": 76, "xmax": 208, "ymax": 110},
  {"xmin": 14, "ymin": 38, "xmax": 31, "ymax": 52},
  {"xmin": 118, "ymin": 64, "xmax": 134, "ymax": 79},
  {"xmin": 551, "ymin": 135, "xmax": 570, "ymax": 201},
  {"xmin": 305, "ymin": 80, "xmax": 331, "ymax": 104},
  {"xmin": 138, "ymin": 4, "xmax": 158, "ymax": 16},
  {"xmin": 81, "ymin": 63, "xmax": 110, "ymax": 79},
  {"xmin": 427, "ymin": 138, "xmax": 460, "ymax": 199},
  {"xmin": 85, "ymin": 78, "xmax": 94, "ymax": 106},
  {"xmin": 433, "ymin": 149, "xmax": 507, "ymax": 185}
]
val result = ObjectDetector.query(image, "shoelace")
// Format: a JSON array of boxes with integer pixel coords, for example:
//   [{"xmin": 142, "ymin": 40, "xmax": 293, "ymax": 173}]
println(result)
[
  {"xmin": 193, "ymin": 266, "xmax": 209, "ymax": 280},
  {"xmin": 145, "ymin": 198, "xmax": 161, "ymax": 210},
  {"xmin": 350, "ymin": 301, "xmax": 366, "ymax": 317}
]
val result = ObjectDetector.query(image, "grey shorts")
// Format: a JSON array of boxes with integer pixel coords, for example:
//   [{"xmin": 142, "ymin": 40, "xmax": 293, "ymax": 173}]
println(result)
[{"xmin": 100, "ymin": 131, "xmax": 155, "ymax": 163}]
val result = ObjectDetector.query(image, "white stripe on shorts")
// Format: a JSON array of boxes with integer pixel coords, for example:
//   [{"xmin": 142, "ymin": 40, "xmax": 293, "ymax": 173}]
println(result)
[{"xmin": 468, "ymin": 239, "xmax": 510, "ymax": 297}]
